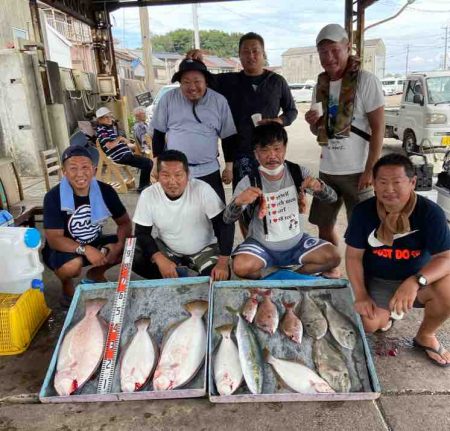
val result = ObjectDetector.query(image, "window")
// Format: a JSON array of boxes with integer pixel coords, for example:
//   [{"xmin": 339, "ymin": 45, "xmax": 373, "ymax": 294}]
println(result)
[
  {"xmin": 405, "ymin": 80, "xmax": 421, "ymax": 103},
  {"xmin": 12, "ymin": 27, "xmax": 28, "ymax": 45}
]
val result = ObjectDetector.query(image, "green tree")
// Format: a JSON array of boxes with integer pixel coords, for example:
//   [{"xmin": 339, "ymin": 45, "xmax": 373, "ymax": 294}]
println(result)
[{"xmin": 151, "ymin": 29, "xmax": 243, "ymax": 57}]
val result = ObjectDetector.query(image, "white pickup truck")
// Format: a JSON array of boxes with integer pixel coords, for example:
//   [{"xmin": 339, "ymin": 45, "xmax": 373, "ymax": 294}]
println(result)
[{"xmin": 385, "ymin": 71, "xmax": 450, "ymax": 153}]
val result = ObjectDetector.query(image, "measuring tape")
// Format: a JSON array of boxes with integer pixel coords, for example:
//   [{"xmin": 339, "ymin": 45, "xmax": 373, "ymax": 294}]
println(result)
[{"xmin": 97, "ymin": 237, "xmax": 136, "ymax": 394}]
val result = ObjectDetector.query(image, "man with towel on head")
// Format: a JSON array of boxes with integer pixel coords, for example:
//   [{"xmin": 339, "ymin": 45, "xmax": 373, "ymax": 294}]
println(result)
[
  {"xmin": 346, "ymin": 153, "xmax": 450, "ymax": 367},
  {"xmin": 42, "ymin": 146, "xmax": 132, "ymax": 306}
]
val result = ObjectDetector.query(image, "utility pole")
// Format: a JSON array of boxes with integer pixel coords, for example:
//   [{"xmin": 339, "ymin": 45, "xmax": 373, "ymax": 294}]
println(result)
[
  {"xmin": 192, "ymin": 3, "xmax": 200, "ymax": 49},
  {"xmin": 405, "ymin": 44, "xmax": 410, "ymax": 76},
  {"xmin": 444, "ymin": 25, "xmax": 449, "ymax": 70},
  {"xmin": 139, "ymin": 6, "xmax": 155, "ymax": 92}
]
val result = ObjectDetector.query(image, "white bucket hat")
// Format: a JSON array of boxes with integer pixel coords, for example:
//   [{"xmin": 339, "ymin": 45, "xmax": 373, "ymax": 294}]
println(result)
[
  {"xmin": 95, "ymin": 107, "xmax": 113, "ymax": 119},
  {"xmin": 316, "ymin": 24, "xmax": 349, "ymax": 46}
]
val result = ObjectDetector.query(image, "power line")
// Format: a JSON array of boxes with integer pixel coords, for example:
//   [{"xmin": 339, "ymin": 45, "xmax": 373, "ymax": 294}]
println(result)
[{"xmin": 409, "ymin": 7, "xmax": 450, "ymax": 13}]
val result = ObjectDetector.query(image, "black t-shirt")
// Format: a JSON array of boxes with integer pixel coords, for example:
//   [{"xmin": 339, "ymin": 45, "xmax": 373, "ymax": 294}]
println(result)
[
  {"xmin": 345, "ymin": 195, "xmax": 450, "ymax": 280},
  {"xmin": 43, "ymin": 181, "xmax": 126, "ymax": 244}
]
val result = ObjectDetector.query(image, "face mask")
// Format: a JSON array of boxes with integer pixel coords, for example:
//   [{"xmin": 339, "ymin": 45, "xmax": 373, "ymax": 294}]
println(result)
[{"xmin": 258, "ymin": 164, "xmax": 285, "ymax": 176}]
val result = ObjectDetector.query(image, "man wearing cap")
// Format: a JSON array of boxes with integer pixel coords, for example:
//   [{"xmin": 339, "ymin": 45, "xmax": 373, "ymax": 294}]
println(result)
[
  {"xmin": 95, "ymin": 106, "xmax": 153, "ymax": 192},
  {"xmin": 151, "ymin": 59, "xmax": 237, "ymax": 202},
  {"xmin": 305, "ymin": 23, "xmax": 384, "ymax": 276},
  {"xmin": 42, "ymin": 146, "xmax": 132, "ymax": 305},
  {"xmin": 187, "ymin": 32, "xmax": 298, "ymax": 189}
]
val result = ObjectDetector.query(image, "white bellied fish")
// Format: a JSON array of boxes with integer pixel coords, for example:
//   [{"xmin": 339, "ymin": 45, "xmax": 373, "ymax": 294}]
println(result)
[
  {"xmin": 300, "ymin": 292, "xmax": 327, "ymax": 340},
  {"xmin": 323, "ymin": 302, "xmax": 357, "ymax": 350},
  {"xmin": 227, "ymin": 307, "xmax": 264, "ymax": 394},
  {"xmin": 54, "ymin": 298, "xmax": 107, "ymax": 396},
  {"xmin": 313, "ymin": 338, "xmax": 352, "ymax": 393},
  {"xmin": 254, "ymin": 289, "xmax": 279, "ymax": 335},
  {"xmin": 242, "ymin": 288, "xmax": 259, "ymax": 323},
  {"xmin": 153, "ymin": 300, "xmax": 208, "ymax": 391},
  {"xmin": 120, "ymin": 318, "xmax": 158, "ymax": 392},
  {"xmin": 264, "ymin": 349, "xmax": 335, "ymax": 394},
  {"xmin": 213, "ymin": 324, "xmax": 243, "ymax": 395},
  {"xmin": 280, "ymin": 301, "xmax": 303, "ymax": 344}
]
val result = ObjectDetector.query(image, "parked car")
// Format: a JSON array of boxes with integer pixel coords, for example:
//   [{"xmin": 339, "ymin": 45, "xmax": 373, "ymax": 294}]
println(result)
[
  {"xmin": 145, "ymin": 83, "xmax": 179, "ymax": 120},
  {"xmin": 289, "ymin": 82, "xmax": 314, "ymax": 103},
  {"xmin": 385, "ymin": 71, "xmax": 450, "ymax": 153},
  {"xmin": 381, "ymin": 77, "xmax": 405, "ymax": 96}
]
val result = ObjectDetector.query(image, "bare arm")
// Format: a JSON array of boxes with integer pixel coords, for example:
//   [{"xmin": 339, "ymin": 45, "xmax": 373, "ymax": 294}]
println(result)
[{"xmin": 358, "ymin": 106, "xmax": 384, "ymax": 190}]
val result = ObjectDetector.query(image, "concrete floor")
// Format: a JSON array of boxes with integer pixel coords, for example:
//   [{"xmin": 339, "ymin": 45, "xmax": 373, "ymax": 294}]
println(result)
[{"xmin": 1, "ymin": 98, "xmax": 450, "ymax": 431}]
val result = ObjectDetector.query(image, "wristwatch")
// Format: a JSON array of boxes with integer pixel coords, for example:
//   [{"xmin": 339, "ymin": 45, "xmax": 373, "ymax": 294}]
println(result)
[
  {"xmin": 415, "ymin": 273, "xmax": 428, "ymax": 288},
  {"xmin": 75, "ymin": 245, "xmax": 86, "ymax": 256}
]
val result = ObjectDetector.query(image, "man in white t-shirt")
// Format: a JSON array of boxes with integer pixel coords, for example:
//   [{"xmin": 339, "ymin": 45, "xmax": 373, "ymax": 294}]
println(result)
[
  {"xmin": 305, "ymin": 23, "xmax": 384, "ymax": 276},
  {"xmin": 132, "ymin": 150, "xmax": 234, "ymax": 281}
]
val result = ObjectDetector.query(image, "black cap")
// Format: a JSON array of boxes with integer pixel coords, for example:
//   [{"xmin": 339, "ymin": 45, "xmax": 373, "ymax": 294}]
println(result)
[
  {"xmin": 61, "ymin": 146, "xmax": 94, "ymax": 163},
  {"xmin": 171, "ymin": 59, "xmax": 213, "ymax": 84}
]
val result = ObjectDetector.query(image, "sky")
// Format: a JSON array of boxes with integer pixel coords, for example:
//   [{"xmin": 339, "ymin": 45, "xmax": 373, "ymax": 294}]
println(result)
[{"xmin": 111, "ymin": 0, "xmax": 450, "ymax": 75}]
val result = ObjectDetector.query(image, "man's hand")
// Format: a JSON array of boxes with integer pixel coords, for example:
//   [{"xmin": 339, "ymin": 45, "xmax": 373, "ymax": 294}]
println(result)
[
  {"xmin": 104, "ymin": 242, "xmax": 123, "ymax": 265},
  {"xmin": 222, "ymin": 166, "xmax": 233, "ymax": 185},
  {"xmin": 301, "ymin": 176, "xmax": 322, "ymax": 193},
  {"xmin": 389, "ymin": 276, "xmax": 419, "ymax": 315},
  {"xmin": 235, "ymin": 187, "xmax": 262, "ymax": 206},
  {"xmin": 257, "ymin": 118, "xmax": 283, "ymax": 126},
  {"xmin": 104, "ymin": 141, "xmax": 118, "ymax": 150},
  {"xmin": 186, "ymin": 49, "xmax": 204, "ymax": 62},
  {"xmin": 85, "ymin": 246, "xmax": 107, "ymax": 267},
  {"xmin": 358, "ymin": 169, "xmax": 373, "ymax": 191},
  {"xmin": 153, "ymin": 253, "xmax": 178, "ymax": 278},
  {"xmin": 210, "ymin": 256, "xmax": 229, "ymax": 281},
  {"xmin": 354, "ymin": 294, "xmax": 377, "ymax": 320},
  {"xmin": 298, "ymin": 189, "xmax": 307, "ymax": 214},
  {"xmin": 304, "ymin": 109, "xmax": 322, "ymax": 126}
]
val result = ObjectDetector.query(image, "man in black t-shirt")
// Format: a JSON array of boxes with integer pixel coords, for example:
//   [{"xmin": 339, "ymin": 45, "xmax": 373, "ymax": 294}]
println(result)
[
  {"xmin": 346, "ymin": 153, "xmax": 450, "ymax": 366},
  {"xmin": 42, "ymin": 146, "xmax": 132, "ymax": 304}
]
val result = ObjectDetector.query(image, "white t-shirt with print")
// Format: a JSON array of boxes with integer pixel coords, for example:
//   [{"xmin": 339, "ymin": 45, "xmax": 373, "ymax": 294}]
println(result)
[
  {"xmin": 133, "ymin": 179, "xmax": 225, "ymax": 255},
  {"xmin": 313, "ymin": 70, "xmax": 384, "ymax": 175}
]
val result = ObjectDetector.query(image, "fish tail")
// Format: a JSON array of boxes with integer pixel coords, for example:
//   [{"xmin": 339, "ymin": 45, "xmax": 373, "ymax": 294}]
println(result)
[
  {"xmin": 85, "ymin": 298, "xmax": 107, "ymax": 316},
  {"xmin": 249, "ymin": 288, "xmax": 260, "ymax": 297},
  {"xmin": 282, "ymin": 301, "xmax": 295, "ymax": 310},
  {"xmin": 184, "ymin": 300, "xmax": 208, "ymax": 317},
  {"xmin": 260, "ymin": 289, "xmax": 272, "ymax": 297},
  {"xmin": 225, "ymin": 306, "xmax": 239, "ymax": 316},
  {"xmin": 135, "ymin": 318, "xmax": 151, "ymax": 330},
  {"xmin": 215, "ymin": 323, "xmax": 233, "ymax": 336},
  {"xmin": 262, "ymin": 347, "xmax": 273, "ymax": 363}
]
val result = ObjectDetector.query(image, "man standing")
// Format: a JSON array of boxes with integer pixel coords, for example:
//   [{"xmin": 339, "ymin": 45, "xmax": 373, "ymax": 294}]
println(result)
[
  {"xmin": 133, "ymin": 150, "xmax": 234, "ymax": 281},
  {"xmin": 151, "ymin": 59, "xmax": 237, "ymax": 202},
  {"xmin": 224, "ymin": 123, "xmax": 340, "ymax": 279},
  {"xmin": 305, "ymin": 24, "xmax": 384, "ymax": 263},
  {"xmin": 95, "ymin": 107, "xmax": 153, "ymax": 192},
  {"xmin": 190, "ymin": 33, "xmax": 298, "ymax": 188},
  {"xmin": 42, "ymin": 146, "xmax": 132, "ymax": 304},
  {"xmin": 346, "ymin": 154, "xmax": 450, "ymax": 366}
]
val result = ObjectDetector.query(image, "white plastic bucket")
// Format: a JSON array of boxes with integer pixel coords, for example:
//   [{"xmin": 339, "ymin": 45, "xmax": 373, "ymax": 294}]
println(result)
[{"xmin": 0, "ymin": 227, "xmax": 44, "ymax": 294}]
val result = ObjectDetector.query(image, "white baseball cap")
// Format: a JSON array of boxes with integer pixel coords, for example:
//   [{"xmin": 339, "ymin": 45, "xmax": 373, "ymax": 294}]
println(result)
[
  {"xmin": 316, "ymin": 24, "xmax": 349, "ymax": 46},
  {"xmin": 95, "ymin": 107, "xmax": 112, "ymax": 119}
]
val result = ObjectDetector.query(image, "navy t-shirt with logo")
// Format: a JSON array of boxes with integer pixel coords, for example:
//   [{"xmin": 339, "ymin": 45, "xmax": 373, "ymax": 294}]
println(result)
[
  {"xmin": 43, "ymin": 181, "xmax": 126, "ymax": 245},
  {"xmin": 345, "ymin": 195, "xmax": 450, "ymax": 280}
]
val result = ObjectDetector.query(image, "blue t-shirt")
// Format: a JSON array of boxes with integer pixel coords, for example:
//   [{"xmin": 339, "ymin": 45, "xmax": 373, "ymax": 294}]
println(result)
[
  {"xmin": 345, "ymin": 195, "xmax": 450, "ymax": 280},
  {"xmin": 43, "ymin": 181, "xmax": 126, "ymax": 245}
]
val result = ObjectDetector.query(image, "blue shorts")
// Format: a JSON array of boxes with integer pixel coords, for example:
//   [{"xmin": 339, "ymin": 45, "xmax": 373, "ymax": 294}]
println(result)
[
  {"xmin": 232, "ymin": 235, "xmax": 329, "ymax": 268},
  {"xmin": 42, "ymin": 234, "xmax": 118, "ymax": 271}
]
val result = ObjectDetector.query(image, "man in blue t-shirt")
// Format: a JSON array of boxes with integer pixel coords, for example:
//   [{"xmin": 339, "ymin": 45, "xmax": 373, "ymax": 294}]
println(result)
[
  {"xmin": 346, "ymin": 153, "xmax": 450, "ymax": 366},
  {"xmin": 42, "ymin": 146, "xmax": 132, "ymax": 305}
]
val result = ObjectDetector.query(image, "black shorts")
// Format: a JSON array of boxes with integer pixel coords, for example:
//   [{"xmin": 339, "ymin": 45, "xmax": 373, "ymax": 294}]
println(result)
[{"xmin": 42, "ymin": 234, "xmax": 118, "ymax": 271}]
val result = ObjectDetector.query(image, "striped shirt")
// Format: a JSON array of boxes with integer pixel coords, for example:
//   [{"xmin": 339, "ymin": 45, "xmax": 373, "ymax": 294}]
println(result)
[{"xmin": 96, "ymin": 124, "xmax": 132, "ymax": 162}]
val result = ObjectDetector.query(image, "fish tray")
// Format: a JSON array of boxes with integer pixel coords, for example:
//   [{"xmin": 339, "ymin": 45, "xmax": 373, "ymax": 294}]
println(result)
[
  {"xmin": 40, "ymin": 277, "xmax": 210, "ymax": 403},
  {"xmin": 208, "ymin": 279, "xmax": 380, "ymax": 403}
]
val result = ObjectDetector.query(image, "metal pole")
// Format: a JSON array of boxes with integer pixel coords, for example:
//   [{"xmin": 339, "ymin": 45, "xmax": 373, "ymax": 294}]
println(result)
[
  {"xmin": 192, "ymin": 3, "xmax": 200, "ymax": 49},
  {"xmin": 444, "ymin": 25, "xmax": 448, "ymax": 70},
  {"xmin": 405, "ymin": 44, "xmax": 409, "ymax": 76},
  {"xmin": 139, "ymin": 6, "xmax": 155, "ymax": 91}
]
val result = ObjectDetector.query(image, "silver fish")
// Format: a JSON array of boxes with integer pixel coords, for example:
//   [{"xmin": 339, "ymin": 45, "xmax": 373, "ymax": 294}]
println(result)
[
  {"xmin": 323, "ymin": 302, "xmax": 357, "ymax": 350},
  {"xmin": 54, "ymin": 298, "xmax": 107, "ymax": 396},
  {"xmin": 313, "ymin": 338, "xmax": 352, "ymax": 393},
  {"xmin": 153, "ymin": 300, "xmax": 208, "ymax": 391},
  {"xmin": 264, "ymin": 348, "xmax": 334, "ymax": 394},
  {"xmin": 227, "ymin": 307, "xmax": 264, "ymax": 394},
  {"xmin": 213, "ymin": 324, "xmax": 243, "ymax": 396},
  {"xmin": 299, "ymin": 292, "xmax": 327, "ymax": 340},
  {"xmin": 120, "ymin": 318, "xmax": 158, "ymax": 392}
]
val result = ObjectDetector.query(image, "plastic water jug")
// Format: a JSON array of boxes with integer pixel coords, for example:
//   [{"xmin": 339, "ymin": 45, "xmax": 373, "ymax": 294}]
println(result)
[
  {"xmin": 0, "ymin": 227, "xmax": 44, "ymax": 294},
  {"xmin": 0, "ymin": 210, "xmax": 14, "ymax": 227}
]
